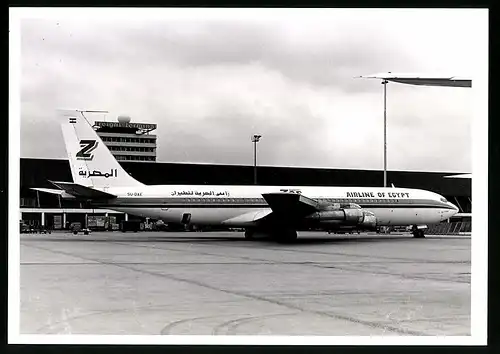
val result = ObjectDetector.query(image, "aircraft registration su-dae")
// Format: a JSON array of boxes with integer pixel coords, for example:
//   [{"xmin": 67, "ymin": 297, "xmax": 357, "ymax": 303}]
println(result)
[{"xmin": 33, "ymin": 111, "xmax": 459, "ymax": 242}]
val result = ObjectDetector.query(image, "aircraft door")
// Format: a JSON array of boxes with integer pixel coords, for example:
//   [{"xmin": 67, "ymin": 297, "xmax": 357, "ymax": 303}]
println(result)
[{"xmin": 181, "ymin": 213, "xmax": 192, "ymax": 225}]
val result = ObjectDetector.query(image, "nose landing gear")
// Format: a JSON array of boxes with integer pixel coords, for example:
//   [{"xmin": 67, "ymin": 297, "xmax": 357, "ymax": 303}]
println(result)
[{"xmin": 412, "ymin": 225, "xmax": 426, "ymax": 238}]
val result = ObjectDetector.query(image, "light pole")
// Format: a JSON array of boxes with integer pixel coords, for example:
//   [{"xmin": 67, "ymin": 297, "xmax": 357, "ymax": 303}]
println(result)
[
  {"xmin": 251, "ymin": 134, "xmax": 262, "ymax": 185},
  {"xmin": 358, "ymin": 72, "xmax": 472, "ymax": 187},
  {"xmin": 356, "ymin": 73, "xmax": 391, "ymax": 187},
  {"xmin": 382, "ymin": 79, "xmax": 388, "ymax": 188}
]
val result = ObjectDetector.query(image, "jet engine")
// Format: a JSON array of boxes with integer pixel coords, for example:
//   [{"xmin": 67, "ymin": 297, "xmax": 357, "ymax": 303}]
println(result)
[
  {"xmin": 305, "ymin": 204, "xmax": 377, "ymax": 230},
  {"xmin": 358, "ymin": 211, "xmax": 377, "ymax": 229}
]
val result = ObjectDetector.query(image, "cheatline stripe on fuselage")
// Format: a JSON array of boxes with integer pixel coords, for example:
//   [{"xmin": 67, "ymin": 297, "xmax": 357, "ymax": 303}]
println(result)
[{"xmin": 91, "ymin": 198, "xmax": 456, "ymax": 210}]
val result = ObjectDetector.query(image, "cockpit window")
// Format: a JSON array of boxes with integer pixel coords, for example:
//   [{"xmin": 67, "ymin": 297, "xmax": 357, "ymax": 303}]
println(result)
[{"xmin": 440, "ymin": 197, "xmax": 448, "ymax": 203}]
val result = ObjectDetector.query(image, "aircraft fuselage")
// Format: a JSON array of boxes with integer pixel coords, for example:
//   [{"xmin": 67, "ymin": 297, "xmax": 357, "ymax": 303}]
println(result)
[{"xmin": 90, "ymin": 185, "xmax": 458, "ymax": 228}]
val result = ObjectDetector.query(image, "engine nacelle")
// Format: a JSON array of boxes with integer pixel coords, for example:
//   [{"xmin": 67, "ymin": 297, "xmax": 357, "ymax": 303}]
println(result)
[
  {"xmin": 306, "ymin": 208, "xmax": 377, "ymax": 230},
  {"xmin": 359, "ymin": 212, "xmax": 377, "ymax": 229},
  {"xmin": 343, "ymin": 209, "xmax": 365, "ymax": 224},
  {"xmin": 307, "ymin": 210, "xmax": 345, "ymax": 221},
  {"xmin": 323, "ymin": 203, "xmax": 362, "ymax": 211}
]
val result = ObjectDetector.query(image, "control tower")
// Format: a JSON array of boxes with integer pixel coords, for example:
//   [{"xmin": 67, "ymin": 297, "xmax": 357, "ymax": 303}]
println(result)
[{"xmin": 93, "ymin": 115, "xmax": 157, "ymax": 162}]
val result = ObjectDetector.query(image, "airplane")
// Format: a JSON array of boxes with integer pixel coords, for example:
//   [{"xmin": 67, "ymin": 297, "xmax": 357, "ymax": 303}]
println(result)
[{"xmin": 32, "ymin": 111, "xmax": 459, "ymax": 242}]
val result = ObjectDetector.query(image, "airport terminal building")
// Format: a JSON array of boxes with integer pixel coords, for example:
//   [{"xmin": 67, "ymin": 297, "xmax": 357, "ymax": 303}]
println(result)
[
  {"xmin": 94, "ymin": 115, "xmax": 157, "ymax": 162},
  {"xmin": 20, "ymin": 157, "xmax": 472, "ymax": 232}
]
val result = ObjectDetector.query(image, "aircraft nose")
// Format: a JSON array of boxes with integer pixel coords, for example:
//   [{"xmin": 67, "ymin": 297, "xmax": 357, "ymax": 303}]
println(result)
[{"xmin": 440, "ymin": 203, "xmax": 458, "ymax": 221}]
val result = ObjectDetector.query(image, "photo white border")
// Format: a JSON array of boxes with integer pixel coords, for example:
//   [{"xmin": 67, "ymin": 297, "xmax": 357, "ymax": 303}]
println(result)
[
  {"xmin": 470, "ymin": 8, "xmax": 488, "ymax": 344},
  {"xmin": 9, "ymin": 6, "xmax": 22, "ymax": 345},
  {"xmin": 8, "ymin": 7, "xmax": 488, "ymax": 346}
]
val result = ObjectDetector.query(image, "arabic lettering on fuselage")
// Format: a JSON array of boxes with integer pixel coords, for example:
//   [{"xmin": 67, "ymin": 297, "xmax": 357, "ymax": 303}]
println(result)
[
  {"xmin": 170, "ymin": 190, "xmax": 230, "ymax": 197},
  {"xmin": 78, "ymin": 169, "xmax": 118, "ymax": 178},
  {"xmin": 346, "ymin": 191, "xmax": 410, "ymax": 198}
]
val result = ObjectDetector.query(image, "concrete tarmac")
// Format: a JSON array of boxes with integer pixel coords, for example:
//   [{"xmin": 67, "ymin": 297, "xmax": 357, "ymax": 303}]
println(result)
[{"xmin": 20, "ymin": 231, "xmax": 471, "ymax": 336}]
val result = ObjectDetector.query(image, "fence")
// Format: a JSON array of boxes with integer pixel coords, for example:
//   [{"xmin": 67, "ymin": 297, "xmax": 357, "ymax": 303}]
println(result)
[{"xmin": 426, "ymin": 222, "xmax": 471, "ymax": 235}]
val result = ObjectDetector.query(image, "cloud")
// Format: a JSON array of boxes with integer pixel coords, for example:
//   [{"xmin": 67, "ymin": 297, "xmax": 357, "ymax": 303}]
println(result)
[{"xmin": 19, "ymin": 9, "xmax": 482, "ymax": 172}]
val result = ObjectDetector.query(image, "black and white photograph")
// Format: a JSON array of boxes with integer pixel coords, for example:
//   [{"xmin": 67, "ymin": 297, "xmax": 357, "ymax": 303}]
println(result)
[{"xmin": 9, "ymin": 7, "xmax": 488, "ymax": 345}]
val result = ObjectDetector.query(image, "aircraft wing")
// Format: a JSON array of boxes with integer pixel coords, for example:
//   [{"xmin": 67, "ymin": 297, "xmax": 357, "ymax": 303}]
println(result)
[
  {"xmin": 222, "ymin": 209, "xmax": 273, "ymax": 226},
  {"xmin": 358, "ymin": 72, "xmax": 472, "ymax": 87},
  {"xmin": 262, "ymin": 192, "xmax": 320, "ymax": 218},
  {"xmin": 444, "ymin": 174, "xmax": 472, "ymax": 178},
  {"xmin": 48, "ymin": 181, "xmax": 117, "ymax": 199},
  {"xmin": 222, "ymin": 193, "xmax": 322, "ymax": 227}
]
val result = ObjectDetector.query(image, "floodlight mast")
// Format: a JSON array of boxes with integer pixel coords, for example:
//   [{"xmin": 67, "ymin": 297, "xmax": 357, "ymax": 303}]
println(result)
[
  {"xmin": 251, "ymin": 134, "xmax": 262, "ymax": 185},
  {"xmin": 356, "ymin": 72, "xmax": 472, "ymax": 186},
  {"xmin": 353, "ymin": 75, "xmax": 390, "ymax": 188},
  {"xmin": 383, "ymin": 79, "xmax": 388, "ymax": 188}
]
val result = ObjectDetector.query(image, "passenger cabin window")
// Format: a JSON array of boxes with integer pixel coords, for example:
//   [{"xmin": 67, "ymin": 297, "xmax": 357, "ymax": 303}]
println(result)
[{"xmin": 440, "ymin": 197, "xmax": 448, "ymax": 203}]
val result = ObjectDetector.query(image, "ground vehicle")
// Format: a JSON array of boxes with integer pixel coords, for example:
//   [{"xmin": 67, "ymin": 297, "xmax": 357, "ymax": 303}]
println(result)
[
  {"xmin": 36, "ymin": 226, "xmax": 52, "ymax": 234},
  {"xmin": 70, "ymin": 222, "xmax": 90, "ymax": 235},
  {"xmin": 20, "ymin": 221, "xmax": 30, "ymax": 233},
  {"xmin": 20, "ymin": 221, "xmax": 52, "ymax": 234}
]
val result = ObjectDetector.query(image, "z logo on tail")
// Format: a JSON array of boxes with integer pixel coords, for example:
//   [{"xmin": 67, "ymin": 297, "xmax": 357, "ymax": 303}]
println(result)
[{"xmin": 76, "ymin": 140, "xmax": 98, "ymax": 160}]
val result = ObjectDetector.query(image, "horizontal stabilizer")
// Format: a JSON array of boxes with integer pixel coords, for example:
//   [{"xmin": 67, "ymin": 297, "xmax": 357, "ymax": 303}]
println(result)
[
  {"xmin": 262, "ymin": 192, "xmax": 320, "ymax": 218},
  {"xmin": 30, "ymin": 188, "xmax": 76, "ymax": 198},
  {"xmin": 49, "ymin": 181, "xmax": 117, "ymax": 199}
]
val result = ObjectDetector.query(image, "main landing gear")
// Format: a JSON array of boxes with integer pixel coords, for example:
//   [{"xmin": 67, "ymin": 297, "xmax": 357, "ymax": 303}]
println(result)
[
  {"xmin": 274, "ymin": 228, "xmax": 298, "ymax": 243},
  {"xmin": 412, "ymin": 226, "xmax": 426, "ymax": 238},
  {"xmin": 244, "ymin": 228, "xmax": 298, "ymax": 243},
  {"xmin": 244, "ymin": 229, "xmax": 255, "ymax": 240}
]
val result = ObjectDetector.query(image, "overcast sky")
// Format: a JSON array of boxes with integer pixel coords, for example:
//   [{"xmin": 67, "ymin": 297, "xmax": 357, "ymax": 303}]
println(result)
[{"xmin": 18, "ymin": 8, "xmax": 485, "ymax": 172}]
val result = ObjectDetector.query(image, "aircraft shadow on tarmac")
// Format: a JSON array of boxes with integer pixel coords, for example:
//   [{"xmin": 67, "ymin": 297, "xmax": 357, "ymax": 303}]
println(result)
[{"xmin": 22, "ymin": 233, "xmax": 422, "ymax": 245}]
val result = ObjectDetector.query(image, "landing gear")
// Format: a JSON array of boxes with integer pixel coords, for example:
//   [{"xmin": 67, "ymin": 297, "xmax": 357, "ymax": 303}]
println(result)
[
  {"xmin": 244, "ymin": 229, "xmax": 255, "ymax": 240},
  {"xmin": 412, "ymin": 226, "xmax": 425, "ymax": 238},
  {"xmin": 245, "ymin": 227, "xmax": 298, "ymax": 243},
  {"xmin": 274, "ymin": 228, "xmax": 298, "ymax": 243}
]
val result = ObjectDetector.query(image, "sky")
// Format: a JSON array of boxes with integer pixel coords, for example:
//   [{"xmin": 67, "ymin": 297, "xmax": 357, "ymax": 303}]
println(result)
[{"xmin": 17, "ymin": 8, "xmax": 486, "ymax": 173}]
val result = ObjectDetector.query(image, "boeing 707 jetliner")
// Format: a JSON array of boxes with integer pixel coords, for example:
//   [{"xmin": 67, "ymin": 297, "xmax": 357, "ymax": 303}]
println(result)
[{"xmin": 33, "ymin": 112, "xmax": 459, "ymax": 242}]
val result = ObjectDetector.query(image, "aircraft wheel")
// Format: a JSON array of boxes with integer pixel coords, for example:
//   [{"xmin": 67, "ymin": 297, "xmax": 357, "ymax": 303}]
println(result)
[
  {"xmin": 413, "ymin": 229, "xmax": 425, "ymax": 238},
  {"xmin": 275, "ymin": 229, "xmax": 298, "ymax": 243},
  {"xmin": 244, "ymin": 229, "xmax": 255, "ymax": 240}
]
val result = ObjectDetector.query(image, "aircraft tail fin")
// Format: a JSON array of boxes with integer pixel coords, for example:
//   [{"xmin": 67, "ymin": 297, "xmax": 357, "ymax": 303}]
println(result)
[{"xmin": 60, "ymin": 110, "xmax": 144, "ymax": 189}]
